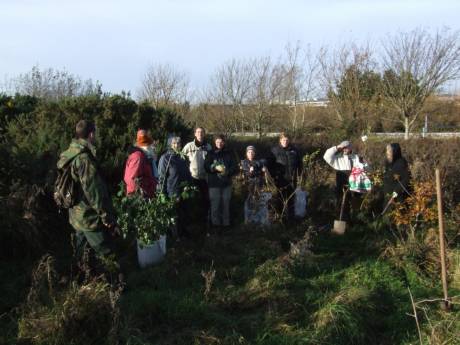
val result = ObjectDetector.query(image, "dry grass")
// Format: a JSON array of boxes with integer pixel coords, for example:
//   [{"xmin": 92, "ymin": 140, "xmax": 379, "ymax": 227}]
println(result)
[{"xmin": 17, "ymin": 255, "xmax": 122, "ymax": 345}]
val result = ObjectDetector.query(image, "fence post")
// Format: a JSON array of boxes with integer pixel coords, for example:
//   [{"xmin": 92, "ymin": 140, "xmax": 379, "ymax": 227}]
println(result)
[{"xmin": 435, "ymin": 168, "xmax": 451, "ymax": 311}]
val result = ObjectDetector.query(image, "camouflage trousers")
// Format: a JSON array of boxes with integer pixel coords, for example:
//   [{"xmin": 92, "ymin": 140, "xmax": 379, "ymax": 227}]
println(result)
[
  {"xmin": 74, "ymin": 229, "xmax": 115, "ymax": 258},
  {"xmin": 72, "ymin": 228, "xmax": 125, "ymax": 280}
]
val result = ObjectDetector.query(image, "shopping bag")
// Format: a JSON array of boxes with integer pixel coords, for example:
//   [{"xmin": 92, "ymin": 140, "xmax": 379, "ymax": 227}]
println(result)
[{"xmin": 348, "ymin": 165, "xmax": 372, "ymax": 193}]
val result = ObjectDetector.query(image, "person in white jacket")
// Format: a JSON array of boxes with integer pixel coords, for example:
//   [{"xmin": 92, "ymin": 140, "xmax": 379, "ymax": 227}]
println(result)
[
  {"xmin": 323, "ymin": 141, "xmax": 366, "ymax": 222},
  {"xmin": 182, "ymin": 127, "xmax": 212, "ymax": 225}
]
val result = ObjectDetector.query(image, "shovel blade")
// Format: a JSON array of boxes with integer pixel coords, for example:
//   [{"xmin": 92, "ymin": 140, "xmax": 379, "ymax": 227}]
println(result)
[{"xmin": 332, "ymin": 220, "xmax": 347, "ymax": 235}]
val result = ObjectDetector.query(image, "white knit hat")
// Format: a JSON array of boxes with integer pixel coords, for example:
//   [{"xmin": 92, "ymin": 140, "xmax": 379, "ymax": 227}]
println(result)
[{"xmin": 339, "ymin": 140, "xmax": 351, "ymax": 148}]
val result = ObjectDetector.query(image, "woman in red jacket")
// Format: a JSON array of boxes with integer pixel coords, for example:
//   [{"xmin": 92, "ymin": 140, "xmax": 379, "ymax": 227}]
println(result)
[{"xmin": 123, "ymin": 129, "xmax": 157, "ymax": 198}]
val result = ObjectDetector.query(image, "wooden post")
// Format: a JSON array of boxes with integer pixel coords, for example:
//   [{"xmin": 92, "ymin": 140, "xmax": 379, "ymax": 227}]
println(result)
[{"xmin": 435, "ymin": 168, "xmax": 450, "ymax": 310}]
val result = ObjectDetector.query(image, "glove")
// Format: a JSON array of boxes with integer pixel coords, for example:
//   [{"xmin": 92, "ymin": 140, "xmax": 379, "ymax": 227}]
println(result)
[{"xmin": 104, "ymin": 222, "xmax": 121, "ymax": 238}]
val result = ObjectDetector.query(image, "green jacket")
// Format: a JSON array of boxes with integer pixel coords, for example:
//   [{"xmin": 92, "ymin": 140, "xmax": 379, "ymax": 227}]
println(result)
[{"xmin": 57, "ymin": 138, "xmax": 116, "ymax": 232}]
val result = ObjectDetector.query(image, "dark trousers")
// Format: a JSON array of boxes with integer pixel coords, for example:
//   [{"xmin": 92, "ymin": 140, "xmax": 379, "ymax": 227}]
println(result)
[
  {"xmin": 336, "ymin": 181, "xmax": 363, "ymax": 223},
  {"xmin": 73, "ymin": 229, "xmax": 121, "ymax": 277},
  {"xmin": 193, "ymin": 178, "xmax": 210, "ymax": 224},
  {"xmin": 74, "ymin": 229, "xmax": 115, "ymax": 258},
  {"xmin": 176, "ymin": 199, "xmax": 191, "ymax": 237}
]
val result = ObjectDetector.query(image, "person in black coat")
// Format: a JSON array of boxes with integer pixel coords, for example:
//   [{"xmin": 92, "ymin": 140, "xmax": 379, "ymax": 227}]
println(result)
[
  {"xmin": 240, "ymin": 145, "xmax": 267, "ymax": 195},
  {"xmin": 204, "ymin": 134, "xmax": 238, "ymax": 227},
  {"xmin": 383, "ymin": 143, "xmax": 411, "ymax": 205},
  {"xmin": 267, "ymin": 133, "xmax": 301, "ymax": 220}
]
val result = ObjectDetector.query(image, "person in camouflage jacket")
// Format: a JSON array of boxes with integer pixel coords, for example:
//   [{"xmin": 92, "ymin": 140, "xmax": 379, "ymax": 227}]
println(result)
[{"xmin": 57, "ymin": 120, "xmax": 118, "ymax": 257}]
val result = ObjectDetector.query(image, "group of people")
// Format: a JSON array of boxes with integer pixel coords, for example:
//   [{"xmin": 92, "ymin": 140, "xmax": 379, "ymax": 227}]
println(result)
[
  {"xmin": 58, "ymin": 119, "xmax": 412, "ymax": 273},
  {"xmin": 123, "ymin": 127, "xmax": 303, "ymax": 231},
  {"xmin": 323, "ymin": 140, "xmax": 411, "ymax": 221}
]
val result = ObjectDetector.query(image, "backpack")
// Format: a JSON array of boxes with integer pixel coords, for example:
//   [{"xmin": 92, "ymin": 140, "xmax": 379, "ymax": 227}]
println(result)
[{"xmin": 54, "ymin": 155, "xmax": 80, "ymax": 209}]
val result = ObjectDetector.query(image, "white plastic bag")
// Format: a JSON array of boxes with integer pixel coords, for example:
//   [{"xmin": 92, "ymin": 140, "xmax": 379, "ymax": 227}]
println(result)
[
  {"xmin": 244, "ymin": 192, "xmax": 272, "ymax": 225},
  {"xmin": 137, "ymin": 235, "xmax": 167, "ymax": 268},
  {"xmin": 294, "ymin": 188, "xmax": 308, "ymax": 218}
]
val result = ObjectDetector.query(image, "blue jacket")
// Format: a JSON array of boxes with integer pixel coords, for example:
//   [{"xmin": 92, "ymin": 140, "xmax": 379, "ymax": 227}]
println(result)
[{"xmin": 158, "ymin": 150, "xmax": 192, "ymax": 197}]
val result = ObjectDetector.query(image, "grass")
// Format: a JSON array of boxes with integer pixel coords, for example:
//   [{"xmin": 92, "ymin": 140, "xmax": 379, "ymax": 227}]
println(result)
[{"xmin": 1, "ymin": 204, "xmax": 459, "ymax": 344}]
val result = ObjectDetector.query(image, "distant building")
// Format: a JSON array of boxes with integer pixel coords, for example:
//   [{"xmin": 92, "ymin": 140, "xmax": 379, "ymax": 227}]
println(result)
[{"xmin": 283, "ymin": 98, "xmax": 330, "ymax": 107}]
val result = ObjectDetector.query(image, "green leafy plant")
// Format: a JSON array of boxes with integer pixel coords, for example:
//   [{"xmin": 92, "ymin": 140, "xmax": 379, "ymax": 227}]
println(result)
[
  {"xmin": 114, "ymin": 184, "xmax": 176, "ymax": 245},
  {"xmin": 114, "ymin": 182, "xmax": 198, "ymax": 246}
]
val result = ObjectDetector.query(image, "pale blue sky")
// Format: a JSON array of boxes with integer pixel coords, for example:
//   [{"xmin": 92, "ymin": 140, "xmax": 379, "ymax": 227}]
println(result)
[{"xmin": 1, "ymin": 0, "xmax": 459, "ymax": 95}]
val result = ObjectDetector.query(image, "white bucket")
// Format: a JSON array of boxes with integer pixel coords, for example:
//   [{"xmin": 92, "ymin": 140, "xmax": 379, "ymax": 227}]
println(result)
[{"xmin": 137, "ymin": 235, "xmax": 167, "ymax": 268}]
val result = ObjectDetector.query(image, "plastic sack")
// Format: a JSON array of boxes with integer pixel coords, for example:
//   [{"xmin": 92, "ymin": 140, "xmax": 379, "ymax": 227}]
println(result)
[
  {"xmin": 244, "ymin": 192, "xmax": 272, "ymax": 225},
  {"xmin": 294, "ymin": 187, "xmax": 308, "ymax": 218},
  {"xmin": 137, "ymin": 235, "xmax": 167, "ymax": 268},
  {"xmin": 348, "ymin": 164, "xmax": 372, "ymax": 193}
]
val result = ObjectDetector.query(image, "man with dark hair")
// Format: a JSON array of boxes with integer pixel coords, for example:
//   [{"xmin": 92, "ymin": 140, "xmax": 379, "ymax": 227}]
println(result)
[
  {"xmin": 267, "ymin": 132, "xmax": 301, "ymax": 220},
  {"xmin": 57, "ymin": 120, "xmax": 120, "ymax": 269},
  {"xmin": 75, "ymin": 119, "xmax": 96, "ymax": 139}
]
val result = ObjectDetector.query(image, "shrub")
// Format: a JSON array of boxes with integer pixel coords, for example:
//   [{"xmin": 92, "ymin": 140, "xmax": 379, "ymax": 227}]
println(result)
[
  {"xmin": 18, "ymin": 255, "xmax": 121, "ymax": 345},
  {"xmin": 0, "ymin": 94, "xmax": 192, "ymax": 259},
  {"xmin": 114, "ymin": 188, "xmax": 176, "ymax": 245}
]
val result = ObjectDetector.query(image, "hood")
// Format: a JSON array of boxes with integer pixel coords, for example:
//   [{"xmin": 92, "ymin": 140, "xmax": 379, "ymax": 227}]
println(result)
[
  {"xmin": 57, "ymin": 138, "xmax": 93, "ymax": 169},
  {"xmin": 128, "ymin": 145, "xmax": 149, "ymax": 156},
  {"xmin": 128, "ymin": 145, "xmax": 141, "ymax": 155},
  {"xmin": 390, "ymin": 143, "xmax": 402, "ymax": 162},
  {"xmin": 129, "ymin": 145, "xmax": 158, "ymax": 160},
  {"xmin": 167, "ymin": 148, "xmax": 181, "ymax": 155},
  {"xmin": 161, "ymin": 148, "xmax": 181, "ymax": 159}
]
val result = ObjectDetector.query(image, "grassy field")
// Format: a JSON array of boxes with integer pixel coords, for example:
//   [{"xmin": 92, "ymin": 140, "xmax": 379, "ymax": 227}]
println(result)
[
  {"xmin": 1, "ymin": 203, "xmax": 459, "ymax": 344},
  {"xmin": 1, "ymin": 137, "xmax": 459, "ymax": 345}
]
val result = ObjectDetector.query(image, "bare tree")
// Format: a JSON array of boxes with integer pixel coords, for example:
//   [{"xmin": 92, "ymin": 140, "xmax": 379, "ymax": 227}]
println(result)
[
  {"xmin": 139, "ymin": 63, "xmax": 190, "ymax": 109},
  {"xmin": 247, "ymin": 56, "xmax": 284, "ymax": 137},
  {"xmin": 206, "ymin": 58, "xmax": 255, "ymax": 133},
  {"xmin": 381, "ymin": 28, "xmax": 460, "ymax": 139},
  {"xmin": 204, "ymin": 45, "xmax": 319, "ymax": 136},
  {"xmin": 318, "ymin": 42, "xmax": 380, "ymax": 133},
  {"xmin": 280, "ymin": 42, "xmax": 319, "ymax": 135},
  {"xmin": 8, "ymin": 65, "xmax": 101, "ymax": 100},
  {"xmin": 0, "ymin": 75, "xmax": 15, "ymax": 95}
]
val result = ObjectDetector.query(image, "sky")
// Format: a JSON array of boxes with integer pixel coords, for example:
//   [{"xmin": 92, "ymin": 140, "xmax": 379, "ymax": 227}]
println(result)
[{"xmin": 1, "ymin": 0, "xmax": 459, "ymax": 96}]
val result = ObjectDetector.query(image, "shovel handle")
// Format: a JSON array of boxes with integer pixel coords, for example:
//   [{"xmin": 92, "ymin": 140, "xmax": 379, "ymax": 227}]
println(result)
[
  {"xmin": 339, "ymin": 188, "xmax": 348, "ymax": 221},
  {"xmin": 380, "ymin": 197, "xmax": 395, "ymax": 217}
]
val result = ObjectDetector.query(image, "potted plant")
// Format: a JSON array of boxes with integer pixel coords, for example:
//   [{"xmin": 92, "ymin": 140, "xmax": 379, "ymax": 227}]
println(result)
[{"xmin": 114, "ymin": 185, "xmax": 176, "ymax": 267}]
